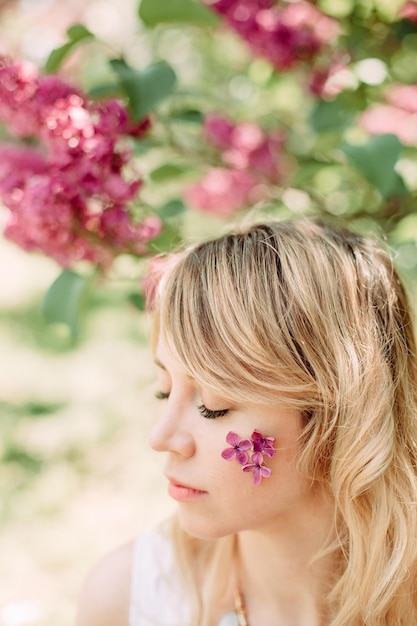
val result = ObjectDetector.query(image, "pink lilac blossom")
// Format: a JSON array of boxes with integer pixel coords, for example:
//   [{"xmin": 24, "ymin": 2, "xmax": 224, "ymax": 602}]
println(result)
[
  {"xmin": 221, "ymin": 429, "xmax": 276, "ymax": 484},
  {"xmin": 183, "ymin": 167, "xmax": 259, "ymax": 216},
  {"xmin": 221, "ymin": 431, "xmax": 253, "ymax": 464},
  {"xmin": 3, "ymin": 172, "xmax": 107, "ymax": 267},
  {"xmin": 251, "ymin": 429, "xmax": 276, "ymax": 457},
  {"xmin": 309, "ymin": 58, "xmax": 352, "ymax": 99},
  {"xmin": 0, "ymin": 55, "xmax": 157, "ymax": 267},
  {"xmin": 210, "ymin": 0, "xmax": 340, "ymax": 72},
  {"xmin": 204, "ymin": 115, "xmax": 235, "ymax": 150},
  {"xmin": 385, "ymin": 85, "xmax": 417, "ymax": 113},
  {"xmin": 0, "ymin": 56, "xmax": 45, "ymax": 137},
  {"xmin": 204, "ymin": 115, "xmax": 285, "ymax": 180},
  {"xmin": 183, "ymin": 114, "xmax": 285, "ymax": 215},
  {"xmin": 0, "ymin": 144, "xmax": 49, "ymax": 204},
  {"xmin": 142, "ymin": 253, "xmax": 183, "ymax": 311},
  {"xmin": 243, "ymin": 451, "xmax": 272, "ymax": 485},
  {"xmin": 359, "ymin": 84, "xmax": 417, "ymax": 147},
  {"xmin": 400, "ymin": 1, "xmax": 417, "ymax": 22}
]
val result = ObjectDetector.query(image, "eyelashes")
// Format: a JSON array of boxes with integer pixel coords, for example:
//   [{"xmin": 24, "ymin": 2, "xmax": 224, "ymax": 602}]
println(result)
[
  {"xmin": 154, "ymin": 391, "xmax": 228, "ymax": 419},
  {"xmin": 197, "ymin": 404, "xmax": 228, "ymax": 419},
  {"xmin": 155, "ymin": 390, "xmax": 169, "ymax": 400}
]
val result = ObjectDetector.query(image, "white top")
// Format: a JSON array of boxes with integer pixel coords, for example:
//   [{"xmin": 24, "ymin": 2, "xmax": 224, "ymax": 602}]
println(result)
[{"xmin": 129, "ymin": 528, "xmax": 191, "ymax": 626}]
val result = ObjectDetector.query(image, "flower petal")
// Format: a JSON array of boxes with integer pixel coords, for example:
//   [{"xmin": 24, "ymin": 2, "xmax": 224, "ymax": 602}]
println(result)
[
  {"xmin": 238, "ymin": 438, "xmax": 253, "ymax": 451},
  {"xmin": 226, "ymin": 431, "xmax": 239, "ymax": 446},
  {"xmin": 221, "ymin": 447, "xmax": 236, "ymax": 460},
  {"xmin": 236, "ymin": 450, "xmax": 249, "ymax": 465},
  {"xmin": 251, "ymin": 430, "xmax": 268, "ymax": 452},
  {"xmin": 252, "ymin": 451, "xmax": 264, "ymax": 465},
  {"xmin": 242, "ymin": 464, "xmax": 255, "ymax": 472},
  {"xmin": 253, "ymin": 469, "xmax": 262, "ymax": 485},
  {"xmin": 260, "ymin": 466, "xmax": 272, "ymax": 478},
  {"xmin": 251, "ymin": 429, "xmax": 262, "ymax": 443}
]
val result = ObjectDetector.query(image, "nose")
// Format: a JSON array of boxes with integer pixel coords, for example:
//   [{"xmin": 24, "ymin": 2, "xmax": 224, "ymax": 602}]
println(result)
[{"xmin": 149, "ymin": 400, "xmax": 196, "ymax": 458}]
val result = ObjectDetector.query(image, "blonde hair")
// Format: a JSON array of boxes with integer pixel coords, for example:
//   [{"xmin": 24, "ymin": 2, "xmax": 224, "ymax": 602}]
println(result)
[{"xmin": 157, "ymin": 219, "xmax": 417, "ymax": 625}]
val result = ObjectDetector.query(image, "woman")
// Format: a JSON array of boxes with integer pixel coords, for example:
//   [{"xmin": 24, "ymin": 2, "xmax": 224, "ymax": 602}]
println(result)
[{"xmin": 77, "ymin": 219, "xmax": 417, "ymax": 625}]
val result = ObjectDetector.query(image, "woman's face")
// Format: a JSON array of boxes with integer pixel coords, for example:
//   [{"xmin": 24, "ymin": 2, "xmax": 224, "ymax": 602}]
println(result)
[{"xmin": 149, "ymin": 335, "xmax": 322, "ymax": 540}]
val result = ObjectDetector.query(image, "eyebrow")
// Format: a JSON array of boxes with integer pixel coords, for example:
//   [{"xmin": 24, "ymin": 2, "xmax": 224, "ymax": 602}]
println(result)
[{"xmin": 154, "ymin": 356, "xmax": 196, "ymax": 381}]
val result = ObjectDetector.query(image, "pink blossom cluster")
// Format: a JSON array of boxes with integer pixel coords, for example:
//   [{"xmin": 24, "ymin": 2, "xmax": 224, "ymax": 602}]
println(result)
[
  {"xmin": 359, "ymin": 84, "xmax": 417, "ymax": 147},
  {"xmin": 308, "ymin": 57, "xmax": 352, "ymax": 99},
  {"xmin": 142, "ymin": 252, "xmax": 183, "ymax": 310},
  {"xmin": 400, "ymin": 1, "xmax": 417, "ymax": 22},
  {"xmin": 183, "ymin": 114, "xmax": 285, "ymax": 216},
  {"xmin": 210, "ymin": 0, "xmax": 340, "ymax": 72},
  {"xmin": 0, "ymin": 55, "xmax": 160, "ymax": 267},
  {"xmin": 221, "ymin": 429, "xmax": 276, "ymax": 485}
]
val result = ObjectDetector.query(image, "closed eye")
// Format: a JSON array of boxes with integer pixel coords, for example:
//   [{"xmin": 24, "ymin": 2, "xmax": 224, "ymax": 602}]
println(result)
[
  {"xmin": 198, "ymin": 404, "xmax": 228, "ymax": 419},
  {"xmin": 155, "ymin": 391, "xmax": 170, "ymax": 400}
]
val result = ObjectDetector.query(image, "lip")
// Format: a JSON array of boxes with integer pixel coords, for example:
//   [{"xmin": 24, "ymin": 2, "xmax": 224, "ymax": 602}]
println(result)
[{"xmin": 166, "ymin": 476, "xmax": 207, "ymax": 502}]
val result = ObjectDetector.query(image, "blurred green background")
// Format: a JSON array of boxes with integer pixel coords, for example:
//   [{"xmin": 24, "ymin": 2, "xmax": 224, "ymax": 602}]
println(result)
[
  {"xmin": 0, "ymin": 2, "xmax": 175, "ymax": 625},
  {"xmin": 0, "ymin": 225, "xmax": 179, "ymax": 626},
  {"xmin": 0, "ymin": 214, "xmax": 180, "ymax": 626}
]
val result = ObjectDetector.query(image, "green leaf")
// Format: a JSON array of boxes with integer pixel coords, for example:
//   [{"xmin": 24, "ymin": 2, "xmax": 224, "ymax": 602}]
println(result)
[
  {"xmin": 147, "ymin": 222, "xmax": 182, "ymax": 253},
  {"xmin": 132, "ymin": 138, "xmax": 158, "ymax": 155},
  {"xmin": 291, "ymin": 159, "xmax": 329, "ymax": 186},
  {"xmin": 45, "ymin": 23, "xmax": 94, "ymax": 73},
  {"xmin": 110, "ymin": 59, "xmax": 177, "ymax": 121},
  {"xmin": 341, "ymin": 134, "xmax": 408, "ymax": 199},
  {"xmin": 169, "ymin": 109, "xmax": 204, "ymax": 124},
  {"xmin": 42, "ymin": 270, "xmax": 89, "ymax": 337},
  {"xmin": 158, "ymin": 198, "xmax": 187, "ymax": 218},
  {"xmin": 149, "ymin": 163, "xmax": 190, "ymax": 182},
  {"xmin": 45, "ymin": 43, "xmax": 76, "ymax": 74},
  {"xmin": 3, "ymin": 445, "xmax": 43, "ymax": 472},
  {"xmin": 138, "ymin": 0, "xmax": 220, "ymax": 27},
  {"xmin": 310, "ymin": 97, "xmax": 354, "ymax": 133},
  {"xmin": 67, "ymin": 24, "xmax": 94, "ymax": 40},
  {"xmin": 88, "ymin": 82, "xmax": 123, "ymax": 100},
  {"xmin": 128, "ymin": 292, "xmax": 146, "ymax": 311}
]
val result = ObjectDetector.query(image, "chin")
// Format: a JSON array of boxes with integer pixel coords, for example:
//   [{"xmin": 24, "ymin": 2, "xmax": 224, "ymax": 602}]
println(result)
[{"xmin": 177, "ymin": 509, "xmax": 236, "ymax": 541}]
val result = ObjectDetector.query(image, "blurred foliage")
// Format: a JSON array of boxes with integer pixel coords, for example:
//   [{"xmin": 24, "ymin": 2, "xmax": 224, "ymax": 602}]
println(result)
[
  {"xmin": 0, "ymin": 399, "xmax": 65, "ymax": 520},
  {"xmin": 0, "ymin": 266, "xmax": 152, "ymax": 522},
  {"xmin": 1, "ymin": 0, "xmax": 417, "ymax": 337}
]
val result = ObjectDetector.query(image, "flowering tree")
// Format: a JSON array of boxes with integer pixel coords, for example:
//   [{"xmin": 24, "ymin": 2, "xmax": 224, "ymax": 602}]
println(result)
[{"xmin": 1, "ymin": 0, "xmax": 417, "ymax": 335}]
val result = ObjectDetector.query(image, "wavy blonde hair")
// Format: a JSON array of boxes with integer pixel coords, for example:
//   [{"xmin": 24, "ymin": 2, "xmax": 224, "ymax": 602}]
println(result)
[{"xmin": 157, "ymin": 219, "xmax": 417, "ymax": 625}]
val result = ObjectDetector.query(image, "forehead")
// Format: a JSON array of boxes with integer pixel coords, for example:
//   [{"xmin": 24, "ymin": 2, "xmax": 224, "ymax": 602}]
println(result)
[{"xmin": 155, "ymin": 335, "xmax": 190, "ymax": 377}]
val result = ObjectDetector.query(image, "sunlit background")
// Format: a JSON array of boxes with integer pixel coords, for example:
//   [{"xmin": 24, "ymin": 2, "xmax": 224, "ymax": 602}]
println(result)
[
  {"xmin": 0, "ymin": 224, "xmax": 174, "ymax": 626},
  {"xmin": 1, "ymin": 2, "xmax": 174, "ymax": 625}
]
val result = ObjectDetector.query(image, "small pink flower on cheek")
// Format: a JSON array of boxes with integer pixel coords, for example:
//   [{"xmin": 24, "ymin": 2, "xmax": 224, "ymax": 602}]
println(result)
[
  {"xmin": 251, "ymin": 429, "xmax": 276, "ymax": 458},
  {"xmin": 221, "ymin": 431, "xmax": 252, "ymax": 465},
  {"xmin": 221, "ymin": 430, "xmax": 277, "ymax": 485},
  {"xmin": 243, "ymin": 452, "xmax": 272, "ymax": 485}
]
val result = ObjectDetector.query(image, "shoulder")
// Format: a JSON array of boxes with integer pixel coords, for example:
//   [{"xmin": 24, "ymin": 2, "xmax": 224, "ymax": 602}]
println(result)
[{"xmin": 76, "ymin": 541, "xmax": 134, "ymax": 626}]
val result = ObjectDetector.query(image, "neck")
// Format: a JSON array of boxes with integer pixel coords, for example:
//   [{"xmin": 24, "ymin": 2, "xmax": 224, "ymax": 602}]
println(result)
[{"xmin": 236, "ymin": 493, "xmax": 336, "ymax": 625}]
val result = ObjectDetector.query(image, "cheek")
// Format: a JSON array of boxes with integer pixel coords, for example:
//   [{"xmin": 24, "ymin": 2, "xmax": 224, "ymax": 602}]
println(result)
[
  {"xmin": 219, "ymin": 425, "xmax": 300, "ymax": 473},
  {"xmin": 214, "ymin": 434, "xmax": 306, "ymax": 502},
  {"xmin": 181, "ymin": 437, "xmax": 310, "ymax": 539}
]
